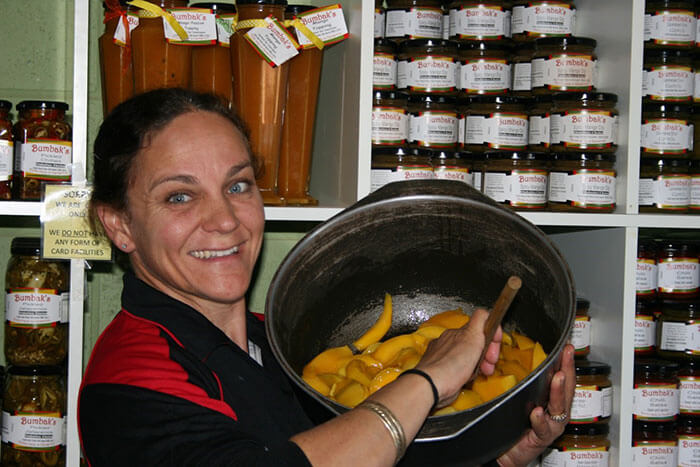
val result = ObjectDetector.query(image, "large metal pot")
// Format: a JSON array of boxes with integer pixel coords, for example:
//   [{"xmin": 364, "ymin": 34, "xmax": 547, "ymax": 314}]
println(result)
[{"xmin": 265, "ymin": 180, "xmax": 575, "ymax": 466}]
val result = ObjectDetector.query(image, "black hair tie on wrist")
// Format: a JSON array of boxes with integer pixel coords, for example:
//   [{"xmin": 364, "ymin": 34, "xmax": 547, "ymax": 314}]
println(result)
[{"xmin": 400, "ymin": 368, "xmax": 439, "ymax": 411}]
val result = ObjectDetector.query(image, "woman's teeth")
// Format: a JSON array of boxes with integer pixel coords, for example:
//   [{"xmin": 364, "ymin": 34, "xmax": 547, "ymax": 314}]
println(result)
[{"xmin": 190, "ymin": 245, "xmax": 239, "ymax": 259}]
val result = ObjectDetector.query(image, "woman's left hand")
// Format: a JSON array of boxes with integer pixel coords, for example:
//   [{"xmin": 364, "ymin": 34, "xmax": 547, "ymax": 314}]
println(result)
[{"xmin": 495, "ymin": 343, "xmax": 576, "ymax": 467}]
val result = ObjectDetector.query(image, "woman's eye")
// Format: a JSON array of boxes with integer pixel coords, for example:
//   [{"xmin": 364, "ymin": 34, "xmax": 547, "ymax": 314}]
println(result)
[
  {"xmin": 167, "ymin": 192, "xmax": 192, "ymax": 204},
  {"xmin": 229, "ymin": 181, "xmax": 250, "ymax": 194}
]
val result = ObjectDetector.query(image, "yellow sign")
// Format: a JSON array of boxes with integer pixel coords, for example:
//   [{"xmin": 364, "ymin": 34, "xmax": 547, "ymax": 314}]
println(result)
[{"xmin": 41, "ymin": 185, "xmax": 112, "ymax": 261}]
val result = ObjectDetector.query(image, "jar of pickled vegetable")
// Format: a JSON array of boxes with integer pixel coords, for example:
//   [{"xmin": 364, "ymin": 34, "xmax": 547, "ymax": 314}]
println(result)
[
  {"xmin": 657, "ymin": 299, "xmax": 700, "ymax": 359},
  {"xmin": 572, "ymin": 360, "xmax": 612, "ymax": 425},
  {"xmin": 447, "ymin": 0, "xmax": 511, "ymax": 41},
  {"xmin": 4, "ymin": 238, "xmax": 69, "ymax": 367},
  {"xmin": 542, "ymin": 423, "xmax": 610, "ymax": 466},
  {"xmin": 374, "ymin": 38, "xmax": 399, "ymax": 90},
  {"xmin": 636, "ymin": 299, "xmax": 659, "ymax": 355},
  {"xmin": 373, "ymin": 90, "xmax": 410, "ymax": 147},
  {"xmin": 641, "ymin": 102, "xmax": 694, "ymax": 158},
  {"xmin": 643, "ymin": 48, "xmax": 694, "ymax": 103},
  {"xmin": 547, "ymin": 152, "xmax": 616, "ymax": 212},
  {"xmin": 0, "ymin": 100, "xmax": 12, "ymax": 200},
  {"xmin": 371, "ymin": 146, "xmax": 434, "ymax": 192},
  {"xmin": 550, "ymin": 91, "xmax": 619, "ymax": 153},
  {"xmin": 431, "ymin": 149, "xmax": 472, "ymax": 184},
  {"xmin": 1, "ymin": 366, "xmax": 66, "ymax": 467},
  {"xmin": 531, "ymin": 36, "xmax": 597, "ymax": 94},
  {"xmin": 632, "ymin": 420, "xmax": 679, "ymax": 464},
  {"xmin": 679, "ymin": 361, "xmax": 700, "ymax": 416},
  {"xmin": 12, "ymin": 101, "xmax": 72, "ymax": 201},
  {"xmin": 483, "ymin": 151, "xmax": 548, "ymax": 209},
  {"xmin": 407, "ymin": 94, "xmax": 459, "ymax": 149},
  {"xmin": 657, "ymin": 242, "xmax": 699, "ymax": 299},
  {"xmin": 638, "ymin": 239, "xmax": 659, "ymax": 299},
  {"xmin": 511, "ymin": 0, "xmax": 576, "ymax": 41},
  {"xmin": 464, "ymin": 96, "xmax": 529, "ymax": 152},
  {"xmin": 678, "ymin": 416, "xmax": 700, "ymax": 465},
  {"xmin": 572, "ymin": 297, "xmax": 591, "ymax": 357},
  {"xmin": 633, "ymin": 359, "xmax": 680, "ymax": 422},
  {"xmin": 385, "ymin": 0, "xmax": 444, "ymax": 41},
  {"xmin": 639, "ymin": 157, "xmax": 691, "ymax": 213},
  {"xmin": 645, "ymin": 0, "xmax": 697, "ymax": 49},
  {"xmin": 397, "ymin": 39, "xmax": 459, "ymax": 94},
  {"xmin": 457, "ymin": 40, "xmax": 512, "ymax": 95}
]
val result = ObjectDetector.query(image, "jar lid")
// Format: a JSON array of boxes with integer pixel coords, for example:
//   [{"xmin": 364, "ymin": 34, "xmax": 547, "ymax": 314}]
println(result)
[
  {"xmin": 680, "ymin": 360, "xmax": 700, "ymax": 372},
  {"xmin": 534, "ymin": 36, "xmax": 597, "ymax": 50},
  {"xmin": 457, "ymin": 40, "xmax": 509, "ymax": 51},
  {"xmin": 374, "ymin": 38, "xmax": 397, "ymax": 51},
  {"xmin": 372, "ymin": 146, "xmax": 411, "ymax": 157},
  {"xmin": 678, "ymin": 416, "xmax": 698, "ymax": 430},
  {"xmin": 10, "ymin": 237, "xmax": 41, "ymax": 256},
  {"xmin": 640, "ymin": 157, "xmax": 691, "ymax": 169},
  {"xmin": 635, "ymin": 358, "xmax": 680, "ymax": 374},
  {"xmin": 656, "ymin": 241, "xmax": 698, "ymax": 254},
  {"xmin": 467, "ymin": 95, "xmax": 524, "ymax": 106},
  {"xmin": 236, "ymin": 0, "xmax": 287, "ymax": 5},
  {"xmin": 408, "ymin": 94, "xmax": 456, "ymax": 105},
  {"xmin": 484, "ymin": 151, "xmax": 548, "ymax": 161},
  {"xmin": 16, "ymin": 100, "xmax": 69, "ymax": 111},
  {"xmin": 642, "ymin": 102, "xmax": 692, "ymax": 114},
  {"xmin": 576, "ymin": 297, "xmax": 590, "ymax": 310},
  {"xmin": 660, "ymin": 299, "xmax": 700, "ymax": 313},
  {"xmin": 7, "ymin": 365, "xmax": 65, "ymax": 376},
  {"xmin": 553, "ymin": 152, "xmax": 616, "ymax": 163},
  {"xmin": 456, "ymin": 151, "xmax": 472, "ymax": 160},
  {"xmin": 403, "ymin": 147, "xmax": 434, "ymax": 159},
  {"xmin": 563, "ymin": 423, "xmax": 609, "ymax": 437},
  {"xmin": 400, "ymin": 39, "xmax": 457, "ymax": 51},
  {"xmin": 102, "ymin": 0, "xmax": 129, "ymax": 8},
  {"xmin": 575, "ymin": 360, "xmax": 611, "ymax": 376},
  {"xmin": 0, "ymin": 100, "xmax": 11, "ymax": 111},
  {"xmin": 422, "ymin": 148, "xmax": 459, "ymax": 160},
  {"xmin": 374, "ymin": 90, "xmax": 408, "ymax": 101},
  {"xmin": 644, "ymin": 48, "xmax": 692, "ymax": 60},
  {"xmin": 636, "ymin": 299, "xmax": 658, "ymax": 313},
  {"xmin": 633, "ymin": 420, "xmax": 677, "ymax": 433},
  {"xmin": 552, "ymin": 91, "xmax": 618, "ymax": 103},
  {"xmin": 190, "ymin": 2, "xmax": 236, "ymax": 12},
  {"xmin": 638, "ymin": 238, "xmax": 658, "ymax": 254}
]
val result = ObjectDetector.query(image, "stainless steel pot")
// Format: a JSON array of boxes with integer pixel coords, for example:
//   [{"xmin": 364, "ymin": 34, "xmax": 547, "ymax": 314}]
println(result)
[{"xmin": 265, "ymin": 180, "xmax": 575, "ymax": 466}]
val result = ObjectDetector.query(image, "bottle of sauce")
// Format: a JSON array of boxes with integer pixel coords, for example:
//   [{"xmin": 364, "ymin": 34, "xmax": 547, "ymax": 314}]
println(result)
[
  {"xmin": 679, "ymin": 361, "xmax": 700, "ymax": 417},
  {"xmin": 632, "ymin": 420, "xmax": 679, "ymax": 465},
  {"xmin": 635, "ymin": 299, "xmax": 658, "ymax": 356},
  {"xmin": 542, "ymin": 423, "xmax": 610, "ymax": 466},
  {"xmin": 657, "ymin": 299, "xmax": 700, "ymax": 359},
  {"xmin": 572, "ymin": 297, "xmax": 591, "ymax": 358},
  {"xmin": 633, "ymin": 359, "xmax": 680, "ymax": 422},
  {"xmin": 678, "ymin": 416, "xmax": 700, "ymax": 466},
  {"xmin": 99, "ymin": 0, "xmax": 135, "ymax": 115},
  {"xmin": 637, "ymin": 239, "xmax": 659, "ymax": 300},
  {"xmin": 572, "ymin": 360, "xmax": 613, "ymax": 425},
  {"xmin": 657, "ymin": 242, "xmax": 699, "ymax": 299}
]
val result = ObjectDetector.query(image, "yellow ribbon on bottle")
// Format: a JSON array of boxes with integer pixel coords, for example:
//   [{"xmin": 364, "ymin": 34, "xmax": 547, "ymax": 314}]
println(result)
[
  {"xmin": 127, "ymin": 0, "xmax": 188, "ymax": 41},
  {"xmin": 284, "ymin": 18, "xmax": 325, "ymax": 50}
]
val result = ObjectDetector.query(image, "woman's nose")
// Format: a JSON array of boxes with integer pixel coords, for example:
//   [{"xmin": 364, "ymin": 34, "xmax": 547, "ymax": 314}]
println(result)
[{"xmin": 201, "ymin": 193, "xmax": 240, "ymax": 233}]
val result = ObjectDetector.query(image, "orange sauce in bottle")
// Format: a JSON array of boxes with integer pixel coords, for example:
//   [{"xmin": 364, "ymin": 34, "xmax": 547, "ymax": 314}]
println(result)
[{"xmin": 99, "ymin": 0, "xmax": 135, "ymax": 115}]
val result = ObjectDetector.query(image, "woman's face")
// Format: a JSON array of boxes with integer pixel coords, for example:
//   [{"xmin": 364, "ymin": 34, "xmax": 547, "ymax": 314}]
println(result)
[{"xmin": 106, "ymin": 110, "xmax": 264, "ymax": 311}]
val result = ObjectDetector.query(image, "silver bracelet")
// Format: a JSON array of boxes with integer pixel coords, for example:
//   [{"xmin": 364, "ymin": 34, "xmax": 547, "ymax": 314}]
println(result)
[{"xmin": 357, "ymin": 399, "xmax": 407, "ymax": 465}]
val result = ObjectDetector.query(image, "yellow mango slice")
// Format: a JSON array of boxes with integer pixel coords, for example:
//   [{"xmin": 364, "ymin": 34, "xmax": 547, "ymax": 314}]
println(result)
[
  {"xmin": 419, "ymin": 309, "xmax": 469, "ymax": 330},
  {"xmin": 472, "ymin": 374, "xmax": 517, "ymax": 402},
  {"xmin": 501, "ymin": 331, "xmax": 513, "ymax": 347},
  {"xmin": 394, "ymin": 347, "xmax": 421, "ymax": 370},
  {"xmin": 369, "ymin": 367, "xmax": 402, "ymax": 393},
  {"xmin": 496, "ymin": 360, "xmax": 529, "ymax": 383},
  {"xmin": 373, "ymin": 334, "xmax": 421, "ymax": 365},
  {"xmin": 302, "ymin": 346, "xmax": 354, "ymax": 379},
  {"xmin": 513, "ymin": 331, "xmax": 535, "ymax": 350},
  {"xmin": 434, "ymin": 406, "xmax": 457, "ymax": 416},
  {"xmin": 329, "ymin": 377, "xmax": 353, "ymax": 397},
  {"xmin": 353, "ymin": 293, "xmax": 393, "ymax": 351},
  {"xmin": 362, "ymin": 342, "xmax": 381, "ymax": 355},
  {"xmin": 451, "ymin": 389, "xmax": 483, "ymax": 411},
  {"xmin": 414, "ymin": 325, "xmax": 446, "ymax": 340},
  {"xmin": 531, "ymin": 342, "xmax": 547, "ymax": 371},
  {"xmin": 350, "ymin": 354, "xmax": 384, "ymax": 375},
  {"xmin": 345, "ymin": 359, "xmax": 374, "ymax": 387},
  {"xmin": 335, "ymin": 381, "xmax": 369, "ymax": 408},
  {"xmin": 501, "ymin": 344, "xmax": 533, "ymax": 370},
  {"xmin": 303, "ymin": 375, "xmax": 332, "ymax": 396}
]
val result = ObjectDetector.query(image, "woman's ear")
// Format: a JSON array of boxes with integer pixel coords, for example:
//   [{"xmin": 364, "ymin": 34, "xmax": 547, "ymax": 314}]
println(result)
[{"xmin": 95, "ymin": 204, "xmax": 134, "ymax": 253}]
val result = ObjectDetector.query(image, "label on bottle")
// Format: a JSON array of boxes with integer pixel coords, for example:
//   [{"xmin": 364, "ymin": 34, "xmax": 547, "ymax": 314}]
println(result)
[
  {"xmin": 386, "ymin": 7, "xmax": 443, "ymax": 39},
  {"xmin": 642, "ymin": 65, "xmax": 694, "ymax": 101},
  {"xmin": 113, "ymin": 12, "xmax": 139, "ymax": 46},
  {"xmin": 641, "ymin": 119, "xmax": 693, "ymax": 155},
  {"xmin": 637, "ymin": 258, "xmax": 658, "ymax": 295},
  {"xmin": 550, "ymin": 110, "xmax": 618, "ymax": 149},
  {"xmin": 373, "ymin": 53, "xmax": 398, "ymax": 88},
  {"xmin": 459, "ymin": 59, "xmax": 511, "ymax": 93},
  {"xmin": 512, "ymin": 3, "xmax": 576, "ymax": 36},
  {"xmin": 679, "ymin": 434, "xmax": 700, "ymax": 467},
  {"xmin": 571, "ymin": 315, "xmax": 591, "ymax": 354},
  {"xmin": 569, "ymin": 169, "xmax": 616, "ymax": 209},
  {"xmin": 216, "ymin": 13, "xmax": 236, "ymax": 46},
  {"xmin": 639, "ymin": 175, "xmax": 691, "ymax": 209},
  {"xmin": 433, "ymin": 165, "xmax": 471, "ymax": 185},
  {"xmin": 370, "ymin": 165, "xmax": 433, "ymax": 192},
  {"xmin": 571, "ymin": 385, "xmax": 612, "ymax": 422},
  {"xmin": 644, "ymin": 10, "xmax": 696, "ymax": 46},
  {"xmin": 658, "ymin": 257, "xmax": 699, "ymax": 294},
  {"xmin": 483, "ymin": 169, "xmax": 547, "ymax": 207},
  {"xmin": 528, "ymin": 114, "xmax": 550, "ymax": 146},
  {"xmin": 691, "ymin": 173, "xmax": 700, "ymax": 210},
  {"xmin": 163, "ymin": 8, "xmax": 217, "ymax": 45},
  {"xmin": 5, "ymin": 290, "xmax": 69, "ymax": 326},
  {"xmin": 632, "ymin": 441, "xmax": 678, "ymax": 466},
  {"xmin": 294, "ymin": 4, "xmax": 349, "ymax": 48},
  {"xmin": 18, "ymin": 139, "xmax": 72, "ymax": 181},
  {"xmin": 371, "ymin": 107, "xmax": 409, "ymax": 145},
  {"xmin": 1, "ymin": 411, "xmax": 66, "ymax": 450},
  {"xmin": 542, "ymin": 446, "xmax": 609, "ymax": 467},
  {"xmin": 465, "ymin": 113, "xmax": 528, "ymax": 149},
  {"xmin": 695, "ymin": 71, "xmax": 700, "ymax": 102},
  {"xmin": 409, "ymin": 110, "xmax": 459, "ymax": 147},
  {"xmin": 449, "ymin": 5, "xmax": 510, "ymax": 40},
  {"xmin": 633, "ymin": 383, "xmax": 680, "ymax": 420},
  {"xmin": 0, "ymin": 139, "xmax": 13, "ymax": 181},
  {"xmin": 548, "ymin": 171, "xmax": 568, "ymax": 203},
  {"xmin": 375, "ymin": 9, "xmax": 385, "ymax": 38},
  {"xmin": 531, "ymin": 54, "xmax": 597, "ymax": 90},
  {"xmin": 659, "ymin": 320, "xmax": 700, "ymax": 353},
  {"xmin": 512, "ymin": 62, "xmax": 532, "ymax": 91},
  {"xmin": 635, "ymin": 314, "xmax": 657, "ymax": 352},
  {"xmin": 473, "ymin": 170, "xmax": 482, "ymax": 191},
  {"xmin": 244, "ymin": 17, "xmax": 299, "ymax": 67},
  {"xmin": 402, "ymin": 56, "xmax": 458, "ymax": 92},
  {"xmin": 680, "ymin": 376, "xmax": 700, "ymax": 415}
]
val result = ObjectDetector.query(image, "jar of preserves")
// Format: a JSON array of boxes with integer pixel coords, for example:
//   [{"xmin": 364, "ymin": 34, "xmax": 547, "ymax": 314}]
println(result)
[
  {"xmin": 678, "ymin": 416, "xmax": 700, "ymax": 466},
  {"xmin": 636, "ymin": 299, "xmax": 659, "ymax": 355},
  {"xmin": 464, "ymin": 96, "xmax": 529, "ymax": 152},
  {"xmin": 547, "ymin": 152, "xmax": 616, "ymax": 212},
  {"xmin": 1, "ymin": 366, "xmax": 66, "ymax": 467},
  {"xmin": 657, "ymin": 299, "xmax": 700, "ymax": 358},
  {"xmin": 633, "ymin": 359, "xmax": 680, "ymax": 422},
  {"xmin": 375, "ymin": 0, "xmax": 386, "ymax": 38},
  {"xmin": 0, "ymin": 100, "xmax": 12, "ymax": 200},
  {"xmin": 542, "ymin": 423, "xmax": 610, "ymax": 466},
  {"xmin": 458, "ymin": 41, "xmax": 511, "ymax": 95},
  {"xmin": 12, "ymin": 101, "xmax": 72, "ymax": 201},
  {"xmin": 482, "ymin": 151, "xmax": 548, "ymax": 209},
  {"xmin": 641, "ymin": 103, "xmax": 694, "ymax": 158},
  {"xmin": 408, "ymin": 94, "xmax": 459, "ymax": 149},
  {"xmin": 528, "ymin": 94, "xmax": 552, "ymax": 151},
  {"xmin": 397, "ymin": 39, "xmax": 459, "ymax": 94},
  {"xmin": 679, "ymin": 361, "xmax": 700, "ymax": 416},
  {"xmin": 657, "ymin": 242, "xmax": 699, "ymax": 298},
  {"xmin": 371, "ymin": 146, "xmax": 434, "ymax": 192},
  {"xmin": 99, "ymin": 0, "xmax": 135, "ymax": 115},
  {"xmin": 431, "ymin": 149, "xmax": 472, "ymax": 184},
  {"xmin": 385, "ymin": 0, "xmax": 444, "ymax": 41},
  {"xmin": 632, "ymin": 420, "xmax": 678, "ymax": 465},
  {"xmin": 643, "ymin": 48, "xmax": 694, "ymax": 103},
  {"xmin": 571, "ymin": 360, "xmax": 612, "ymax": 425},
  {"xmin": 511, "ymin": 42, "xmax": 534, "ymax": 96},
  {"xmin": 550, "ymin": 92, "xmax": 619, "ymax": 153},
  {"xmin": 691, "ymin": 158, "xmax": 700, "ymax": 213},
  {"xmin": 374, "ymin": 38, "xmax": 399, "ymax": 90},
  {"xmin": 531, "ymin": 36, "xmax": 597, "ymax": 94},
  {"xmin": 645, "ymin": 0, "xmax": 696, "ymax": 49},
  {"xmin": 638, "ymin": 239, "xmax": 659, "ymax": 299},
  {"xmin": 372, "ymin": 90, "xmax": 410, "ymax": 147},
  {"xmin": 639, "ymin": 157, "xmax": 691, "ymax": 213},
  {"xmin": 471, "ymin": 152, "xmax": 485, "ymax": 191},
  {"xmin": 572, "ymin": 297, "xmax": 591, "ymax": 357},
  {"xmin": 5, "ymin": 238, "xmax": 69, "ymax": 367},
  {"xmin": 511, "ymin": 1, "xmax": 576, "ymax": 41},
  {"xmin": 447, "ymin": 0, "xmax": 511, "ymax": 41}
]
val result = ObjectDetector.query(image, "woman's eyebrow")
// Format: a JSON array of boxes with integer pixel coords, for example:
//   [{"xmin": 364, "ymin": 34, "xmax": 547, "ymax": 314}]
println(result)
[
  {"xmin": 226, "ymin": 161, "xmax": 252, "ymax": 178},
  {"xmin": 149, "ymin": 161, "xmax": 252, "ymax": 191}
]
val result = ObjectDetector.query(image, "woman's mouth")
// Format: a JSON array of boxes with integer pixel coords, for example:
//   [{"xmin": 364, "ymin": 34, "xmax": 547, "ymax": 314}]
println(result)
[{"xmin": 189, "ymin": 245, "xmax": 240, "ymax": 259}]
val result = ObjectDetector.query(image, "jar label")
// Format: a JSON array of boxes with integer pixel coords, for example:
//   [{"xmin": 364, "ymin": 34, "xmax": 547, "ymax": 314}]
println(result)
[
  {"xmin": 1, "ymin": 411, "xmax": 66, "ymax": 450},
  {"xmin": 637, "ymin": 259, "xmax": 658, "ymax": 295},
  {"xmin": 658, "ymin": 257, "xmax": 699, "ymax": 294},
  {"xmin": 570, "ymin": 169, "xmax": 616, "ymax": 209},
  {"xmin": 409, "ymin": 110, "xmax": 459, "ymax": 147},
  {"xmin": 531, "ymin": 54, "xmax": 597, "ymax": 91},
  {"xmin": 434, "ymin": 166, "xmax": 472, "ymax": 185},
  {"xmin": 635, "ymin": 314, "xmax": 657, "ymax": 351},
  {"xmin": 644, "ymin": 11, "xmax": 696, "ymax": 45},
  {"xmin": 512, "ymin": 4, "xmax": 576, "ymax": 36},
  {"xmin": 5, "ymin": 290, "xmax": 69, "ymax": 326},
  {"xmin": 386, "ymin": 7, "xmax": 443, "ymax": 39},
  {"xmin": 691, "ymin": 174, "xmax": 700, "ymax": 210},
  {"xmin": 678, "ymin": 434, "xmax": 700, "ymax": 467},
  {"xmin": 632, "ymin": 441, "xmax": 678, "ymax": 466},
  {"xmin": 659, "ymin": 320, "xmax": 700, "ymax": 353},
  {"xmin": 370, "ymin": 165, "xmax": 434, "ymax": 192},
  {"xmin": 640, "ymin": 119, "xmax": 693, "ymax": 155},
  {"xmin": 443, "ymin": 12, "xmax": 450, "ymax": 40},
  {"xmin": 695, "ymin": 72, "xmax": 700, "ymax": 102},
  {"xmin": 512, "ymin": 62, "xmax": 532, "ymax": 91},
  {"xmin": 373, "ymin": 53, "xmax": 398, "ymax": 88},
  {"xmin": 0, "ymin": 139, "xmax": 13, "ymax": 181},
  {"xmin": 528, "ymin": 115, "xmax": 550, "ymax": 147},
  {"xmin": 571, "ymin": 315, "xmax": 591, "ymax": 354},
  {"xmin": 459, "ymin": 59, "xmax": 511, "ymax": 93},
  {"xmin": 375, "ymin": 10, "xmax": 385, "ymax": 38},
  {"xmin": 633, "ymin": 383, "xmax": 680, "ymax": 420},
  {"xmin": 458, "ymin": 115, "xmax": 465, "ymax": 146},
  {"xmin": 550, "ymin": 110, "xmax": 618, "ymax": 149},
  {"xmin": 18, "ymin": 140, "xmax": 72, "ymax": 181},
  {"xmin": 163, "ymin": 8, "xmax": 217, "ymax": 45},
  {"xmin": 542, "ymin": 446, "xmax": 609, "ymax": 467},
  {"xmin": 680, "ymin": 376, "xmax": 700, "ymax": 415},
  {"xmin": 372, "ymin": 107, "xmax": 409, "ymax": 145},
  {"xmin": 449, "ymin": 6, "xmax": 510, "ymax": 40},
  {"xmin": 643, "ymin": 66, "xmax": 694, "ymax": 101},
  {"xmin": 292, "ymin": 5, "xmax": 350, "ymax": 48},
  {"xmin": 548, "ymin": 171, "xmax": 568, "ymax": 203},
  {"xmin": 244, "ymin": 17, "xmax": 299, "ymax": 67},
  {"xmin": 113, "ymin": 11, "xmax": 140, "ymax": 46},
  {"xmin": 483, "ymin": 169, "xmax": 547, "ymax": 207},
  {"xmin": 640, "ymin": 175, "xmax": 691, "ymax": 209},
  {"xmin": 466, "ymin": 113, "xmax": 529, "ymax": 149},
  {"xmin": 473, "ymin": 170, "xmax": 482, "ymax": 191},
  {"xmin": 402, "ymin": 56, "xmax": 458, "ymax": 92},
  {"xmin": 571, "ymin": 385, "xmax": 612, "ymax": 422}
]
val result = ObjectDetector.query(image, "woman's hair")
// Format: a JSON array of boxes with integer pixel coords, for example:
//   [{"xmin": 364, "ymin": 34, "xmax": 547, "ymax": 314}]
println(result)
[{"xmin": 90, "ymin": 88, "xmax": 259, "ymax": 229}]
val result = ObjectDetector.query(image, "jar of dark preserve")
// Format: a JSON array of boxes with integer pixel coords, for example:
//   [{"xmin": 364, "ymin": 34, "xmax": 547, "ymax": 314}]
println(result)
[
  {"xmin": 464, "ymin": 96, "xmax": 529, "ymax": 152},
  {"xmin": 457, "ymin": 41, "xmax": 512, "ymax": 95},
  {"xmin": 657, "ymin": 242, "xmax": 699, "ymax": 299},
  {"xmin": 550, "ymin": 92, "xmax": 618, "ymax": 153},
  {"xmin": 572, "ymin": 297, "xmax": 591, "ymax": 357},
  {"xmin": 678, "ymin": 416, "xmax": 700, "ymax": 466},
  {"xmin": 542, "ymin": 423, "xmax": 610, "ymax": 465},
  {"xmin": 370, "ymin": 146, "xmax": 434, "ymax": 192},
  {"xmin": 641, "ymin": 103, "xmax": 694, "ymax": 158},
  {"xmin": 531, "ymin": 36, "xmax": 597, "ymax": 94},
  {"xmin": 632, "ymin": 420, "xmax": 678, "ymax": 464},
  {"xmin": 482, "ymin": 151, "xmax": 548, "ymax": 210},
  {"xmin": 679, "ymin": 361, "xmax": 700, "ymax": 417},
  {"xmin": 657, "ymin": 300, "xmax": 700, "ymax": 359},
  {"xmin": 633, "ymin": 359, "xmax": 680, "ymax": 422},
  {"xmin": 511, "ymin": 0, "xmax": 576, "ymax": 41},
  {"xmin": 638, "ymin": 239, "xmax": 659, "ymax": 299},
  {"xmin": 643, "ymin": 48, "xmax": 694, "ymax": 103},
  {"xmin": 407, "ymin": 94, "xmax": 459, "ymax": 149},
  {"xmin": 385, "ymin": 0, "xmax": 444, "ymax": 41},
  {"xmin": 374, "ymin": 38, "xmax": 399, "ymax": 90},
  {"xmin": 572, "ymin": 360, "xmax": 612, "ymax": 424},
  {"xmin": 397, "ymin": 39, "xmax": 459, "ymax": 94},
  {"xmin": 447, "ymin": 0, "xmax": 511, "ymax": 41},
  {"xmin": 0, "ymin": 100, "xmax": 12, "ymax": 200},
  {"xmin": 635, "ymin": 299, "xmax": 658, "ymax": 355},
  {"xmin": 645, "ymin": 0, "xmax": 696, "ymax": 49},
  {"xmin": 431, "ymin": 149, "xmax": 472, "ymax": 184},
  {"xmin": 372, "ymin": 90, "xmax": 410, "ymax": 147},
  {"xmin": 639, "ymin": 157, "xmax": 692, "ymax": 213},
  {"xmin": 547, "ymin": 152, "xmax": 616, "ymax": 212}
]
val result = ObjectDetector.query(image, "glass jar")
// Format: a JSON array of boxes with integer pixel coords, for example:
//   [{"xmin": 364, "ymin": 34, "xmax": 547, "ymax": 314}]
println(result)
[
  {"xmin": 398, "ymin": 39, "xmax": 459, "ymax": 94},
  {"xmin": 633, "ymin": 359, "xmax": 680, "ymax": 422},
  {"xmin": 98, "ymin": 0, "xmax": 135, "ymax": 115},
  {"xmin": 511, "ymin": 1, "xmax": 576, "ymax": 41},
  {"xmin": 571, "ymin": 360, "xmax": 612, "ymax": 425},
  {"xmin": 531, "ymin": 36, "xmax": 597, "ymax": 94},
  {"xmin": 370, "ymin": 146, "xmax": 434, "ymax": 192},
  {"xmin": 464, "ymin": 96, "xmax": 529, "ymax": 152},
  {"xmin": 691, "ymin": 158, "xmax": 700, "ymax": 213},
  {"xmin": 638, "ymin": 239, "xmax": 659, "ymax": 299},
  {"xmin": 635, "ymin": 299, "xmax": 659, "ymax": 355},
  {"xmin": 483, "ymin": 151, "xmax": 548, "ymax": 209},
  {"xmin": 511, "ymin": 42, "xmax": 534, "ymax": 96},
  {"xmin": 657, "ymin": 242, "xmax": 699, "ymax": 299},
  {"xmin": 694, "ymin": 50, "xmax": 700, "ymax": 103},
  {"xmin": 550, "ymin": 92, "xmax": 619, "ymax": 153},
  {"xmin": 408, "ymin": 94, "xmax": 459, "ymax": 149},
  {"xmin": 0, "ymin": 100, "xmax": 12, "ymax": 200},
  {"xmin": 472, "ymin": 152, "xmax": 485, "ymax": 191},
  {"xmin": 542, "ymin": 423, "xmax": 610, "ymax": 466},
  {"xmin": 643, "ymin": 48, "xmax": 694, "ymax": 103},
  {"xmin": 641, "ymin": 102, "xmax": 694, "ymax": 158},
  {"xmin": 632, "ymin": 420, "xmax": 679, "ymax": 465},
  {"xmin": 375, "ymin": 0, "xmax": 386, "ymax": 38},
  {"xmin": 679, "ymin": 361, "xmax": 700, "ymax": 416},
  {"xmin": 678, "ymin": 416, "xmax": 700, "ymax": 466},
  {"xmin": 528, "ymin": 94, "xmax": 552, "ymax": 151},
  {"xmin": 12, "ymin": 101, "xmax": 72, "ymax": 201},
  {"xmin": 1, "ymin": 366, "xmax": 66, "ymax": 467},
  {"xmin": 572, "ymin": 297, "xmax": 591, "ymax": 357},
  {"xmin": 457, "ymin": 41, "xmax": 512, "ymax": 95},
  {"xmin": 547, "ymin": 152, "xmax": 616, "ymax": 212},
  {"xmin": 639, "ymin": 157, "xmax": 691, "ymax": 213},
  {"xmin": 374, "ymin": 38, "xmax": 399, "ymax": 90},
  {"xmin": 431, "ymin": 149, "xmax": 472, "ymax": 184},
  {"xmin": 4, "ymin": 237, "xmax": 69, "ymax": 367},
  {"xmin": 385, "ymin": 0, "xmax": 444, "ymax": 41},
  {"xmin": 373, "ymin": 90, "xmax": 410, "ymax": 148},
  {"xmin": 657, "ymin": 299, "xmax": 700, "ymax": 358},
  {"xmin": 645, "ymin": 0, "xmax": 696, "ymax": 49},
  {"xmin": 448, "ymin": 0, "xmax": 511, "ymax": 41},
  {"xmin": 131, "ymin": 0, "xmax": 191, "ymax": 93}
]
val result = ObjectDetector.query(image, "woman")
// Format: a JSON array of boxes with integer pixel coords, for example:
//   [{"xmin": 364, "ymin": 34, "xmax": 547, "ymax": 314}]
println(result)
[{"xmin": 79, "ymin": 88, "xmax": 575, "ymax": 466}]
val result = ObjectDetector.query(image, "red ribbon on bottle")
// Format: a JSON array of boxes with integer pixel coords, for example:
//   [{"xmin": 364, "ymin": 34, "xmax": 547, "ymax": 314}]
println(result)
[{"xmin": 103, "ymin": 0, "xmax": 132, "ymax": 75}]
